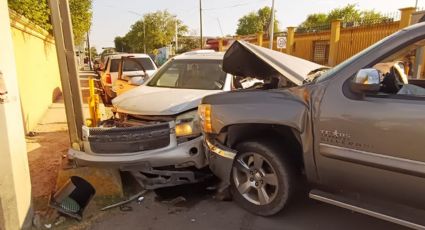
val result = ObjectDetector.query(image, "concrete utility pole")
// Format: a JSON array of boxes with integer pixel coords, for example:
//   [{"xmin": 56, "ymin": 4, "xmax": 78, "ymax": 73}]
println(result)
[
  {"xmin": 415, "ymin": 0, "xmax": 419, "ymax": 8},
  {"xmin": 143, "ymin": 22, "xmax": 147, "ymax": 53},
  {"xmin": 87, "ymin": 31, "xmax": 92, "ymax": 70},
  {"xmin": 48, "ymin": 0, "xmax": 84, "ymax": 149},
  {"xmin": 175, "ymin": 20, "xmax": 178, "ymax": 54},
  {"xmin": 0, "ymin": 1, "xmax": 33, "ymax": 229},
  {"xmin": 269, "ymin": 0, "xmax": 275, "ymax": 49},
  {"xmin": 200, "ymin": 0, "xmax": 203, "ymax": 49}
]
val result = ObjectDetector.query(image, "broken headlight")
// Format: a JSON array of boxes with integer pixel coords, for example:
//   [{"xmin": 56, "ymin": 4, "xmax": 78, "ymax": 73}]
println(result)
[{"xmin": 175, "ymin": 110, "xmax": 201, "ymax": 137}]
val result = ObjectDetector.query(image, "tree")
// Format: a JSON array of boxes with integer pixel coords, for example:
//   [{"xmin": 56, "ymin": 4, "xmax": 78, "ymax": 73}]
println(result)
[
  {"xmin": 298, "ymin": 4, "xmax": 390, "ymax": 32},
  {"xmin": 8, "ymin": 0, "xmax": 93, "ymax": 45},
  {"xmin": 89, "ymin": 47, "xmax": 97, "ymax": 58},
  {"xmin": 8, "ymin": 0, "xmax": 51, "ymax": 31},
  {"xmin": 117, "ymin": 10, "xmax": 188, "ymax": 53},
  {"xmin": 236, "ymin": 7, "xmax": 279, "ymax": 35},
  {"xmin": 114, "ymin": 36, "xmax": 131, "ymax": 52},
  {"xmin": 69, "ymin": 0, "xmax": 92, "ymax": 45},
  {"xmin": 177, "ymin": 36, "xmax": 200, "ymax": 53}
]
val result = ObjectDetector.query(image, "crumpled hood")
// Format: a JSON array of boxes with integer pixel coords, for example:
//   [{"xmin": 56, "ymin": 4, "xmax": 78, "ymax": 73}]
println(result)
[
  {"xmin": 223, "ymin": 40, "xmax": 325, "ymax": 86},
  {"xmin": 112, "ymin": 86, "xmax": 221, "ymax": 115}
]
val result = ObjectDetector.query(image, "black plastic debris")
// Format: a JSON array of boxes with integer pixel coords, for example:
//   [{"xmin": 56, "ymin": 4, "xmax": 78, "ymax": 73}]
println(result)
[{"xmin": 49, "ymin": 176, "xmax": 96, "ymax": 220}]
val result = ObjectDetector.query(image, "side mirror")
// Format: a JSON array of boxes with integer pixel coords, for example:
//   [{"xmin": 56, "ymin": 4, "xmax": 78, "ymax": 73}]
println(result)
[
  {"xmin": 351, "ymin": 68, "xmax": 380, "ymax": 94},
  {"xmin": 128, "ymin": 76, "xmax": 144, "ymax": 86}
]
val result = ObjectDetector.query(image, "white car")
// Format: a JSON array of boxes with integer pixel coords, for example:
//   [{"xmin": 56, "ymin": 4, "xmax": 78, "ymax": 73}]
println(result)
[
  {"xmin": 100, "ymin": 53, "xmax": 157, "ymax": 103},
  {"xmin": 68, "ymin": 48, "xmax": 322, "ymax": 189}
]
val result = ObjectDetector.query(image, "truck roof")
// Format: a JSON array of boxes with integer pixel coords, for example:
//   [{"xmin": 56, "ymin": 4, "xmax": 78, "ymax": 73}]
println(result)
[
  {"xmin": 174, "ymin": 51, "xmax": 224, "ymax": 60},
  {"xmin": 108, "ymin": 53, "xmax": 151, "ymax": 59}
]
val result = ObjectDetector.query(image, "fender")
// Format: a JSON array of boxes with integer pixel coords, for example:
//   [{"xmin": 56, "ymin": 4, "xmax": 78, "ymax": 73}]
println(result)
[{"xmin": 202, "ymin": 88, "xmax": 321, "ymax": 182}]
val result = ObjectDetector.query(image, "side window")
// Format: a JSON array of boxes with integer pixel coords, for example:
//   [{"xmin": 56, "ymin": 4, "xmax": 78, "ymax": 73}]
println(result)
[{"xmin": 360, "ymin": 39, "xmax": 425, "ymax": 99}]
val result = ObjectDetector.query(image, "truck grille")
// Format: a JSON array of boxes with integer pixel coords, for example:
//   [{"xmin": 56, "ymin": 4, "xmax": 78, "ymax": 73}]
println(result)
[{"xmin": 88, "ymin": 123, "xmax": 171, "ymax": 154}]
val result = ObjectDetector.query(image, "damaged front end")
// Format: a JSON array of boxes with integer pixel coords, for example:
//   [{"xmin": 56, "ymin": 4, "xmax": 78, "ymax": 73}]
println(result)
[{"xmin": 68, "ymin": 110, "xmax": 210, "ymax": 189}]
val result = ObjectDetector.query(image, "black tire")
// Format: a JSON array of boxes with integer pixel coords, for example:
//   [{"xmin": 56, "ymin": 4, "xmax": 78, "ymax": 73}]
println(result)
[{"xmin": 230, "ymin": 140, "xmax": 295, "ymax": 216}]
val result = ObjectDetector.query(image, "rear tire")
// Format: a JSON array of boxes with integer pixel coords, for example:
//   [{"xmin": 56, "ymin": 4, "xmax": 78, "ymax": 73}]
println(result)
[{"xmin": 230, "ymin": 141, "xmax": 295, "ymax": 216}]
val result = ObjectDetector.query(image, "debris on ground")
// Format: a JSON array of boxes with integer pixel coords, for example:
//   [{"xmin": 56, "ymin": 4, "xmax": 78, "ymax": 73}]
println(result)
[
  {"xmin": 50, "ymin": 176, "xmax": 96, "ymax": 220},
  {"xmin": 44, "ymin": 223, "xmax": 52, "ymax": 229},
  {"xmin": 54, "ymin": 216, "xmax": 67, "ymax": 226},
  {"xmin": 101, "ymin": 190, "xmax": 148, "ymax": 211},
  {"xmin": 137, "ymin": 196, "xmax": 145, "ymax": 204},
  {"xmin": 161, "ymin": 196, "xmax": 187, "ymax": 206},
  {"xmin": 119, "ymin": 205, "xmax": 133, "ymax": 212},
  {"xmin": 32, "ymin": 213, "xmax": 42, "ymax": 229}
]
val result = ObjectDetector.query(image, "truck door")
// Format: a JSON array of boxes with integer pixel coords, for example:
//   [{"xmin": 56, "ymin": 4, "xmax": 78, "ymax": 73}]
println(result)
[{"xmin": 316, "ymin": 42, "xmax": 425, "ymax": 211}]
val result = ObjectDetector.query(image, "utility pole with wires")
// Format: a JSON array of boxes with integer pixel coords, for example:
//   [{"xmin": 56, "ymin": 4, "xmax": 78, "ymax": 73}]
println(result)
[
  {"xmin": 416, "ymin": 0, "xmax": 419, "ymax": 8},
  {"xmin": 199, "ymin": 0, "xmax": 203, "ymax": 49},
  {"xmin": 269, "ymin": 0, "xmax": 275, "ymax": 49},
  {"xmin": 87, "ymin": 31, "xmax": 92, "ymax": 70},
  {"xmin": 143, "ymin": 22, "xmax": 146, "ymax": 53},
  {"xmin": 175, "ymin": 20, "xmax": 178, "ymax": 54},
  {"xmin": 217, "ymin": 18, "xmax": 224, "ymax": 37}
]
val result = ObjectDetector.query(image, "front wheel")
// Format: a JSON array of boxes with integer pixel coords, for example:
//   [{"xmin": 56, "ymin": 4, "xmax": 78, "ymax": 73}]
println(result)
[{"xmin": 230, "ymin": 141, "xmax": 295, "ymax": 216}]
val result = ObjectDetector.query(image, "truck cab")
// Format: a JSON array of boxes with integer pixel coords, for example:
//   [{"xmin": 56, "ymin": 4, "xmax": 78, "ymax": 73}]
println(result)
[{"xmin": 201, "ymin": 23, "xmax": 425, "ymax": 229}]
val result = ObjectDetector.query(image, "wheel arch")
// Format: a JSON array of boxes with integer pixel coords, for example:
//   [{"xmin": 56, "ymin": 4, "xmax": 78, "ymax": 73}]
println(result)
[{"xmin": 220, "ymin": 123, "xmax": 304, "ymax": 172}]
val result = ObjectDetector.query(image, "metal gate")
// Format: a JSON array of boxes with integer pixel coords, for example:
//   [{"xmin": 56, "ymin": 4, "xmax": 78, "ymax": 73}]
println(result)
[{"xmin": 313, "ymin": 40, "xmax": 330, "ymax": 65}]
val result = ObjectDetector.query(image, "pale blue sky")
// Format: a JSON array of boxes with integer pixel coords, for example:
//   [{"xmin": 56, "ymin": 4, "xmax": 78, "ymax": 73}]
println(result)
[{"xmin": 91, "ymin": 0, "xmax": 423, "ymax": 50}]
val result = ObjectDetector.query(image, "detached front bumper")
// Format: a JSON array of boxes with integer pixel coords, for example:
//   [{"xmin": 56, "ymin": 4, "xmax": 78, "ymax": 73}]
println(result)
[
  {"xmin": 68, "ymin": 124, "xmax": 207, "ymax": 169},
  {"xmin": 205, "ymin": 137, "xmax": 237, "ymax": 186}
]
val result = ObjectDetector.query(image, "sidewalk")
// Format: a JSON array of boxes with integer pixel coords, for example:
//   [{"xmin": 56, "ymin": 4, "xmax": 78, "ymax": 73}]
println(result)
[{"xmin": 25, "ymin": 71, "xmax": 114, "ymax": 226}]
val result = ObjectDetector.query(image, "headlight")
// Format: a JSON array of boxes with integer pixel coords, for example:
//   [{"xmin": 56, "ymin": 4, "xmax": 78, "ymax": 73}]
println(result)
[
  {"xmin": 198, "ymin": 104, "xmax": 212, "ymax": 133},
  {"xmin": 175, "ymin": 110, "xmax": 201, "ymax": 137}
]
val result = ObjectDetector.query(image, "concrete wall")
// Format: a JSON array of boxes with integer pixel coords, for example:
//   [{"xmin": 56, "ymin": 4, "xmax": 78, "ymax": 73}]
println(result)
[
  {"xmin": 0, "ymin": 3, "xmax": 33, "ymax": 229},
  {"xmin": 9, "ymin": 10, "xmax": 62, "ymax": 132}
]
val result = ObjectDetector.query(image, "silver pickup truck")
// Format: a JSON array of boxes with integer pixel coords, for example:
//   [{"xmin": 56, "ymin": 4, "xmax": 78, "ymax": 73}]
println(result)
[
  {"xmin": 69, "ymin": 50, "xmax": 323, "ymax": 189},
  {"xmin": 201, "ymin": 23, "xmax": 425, "ymax": 229}
]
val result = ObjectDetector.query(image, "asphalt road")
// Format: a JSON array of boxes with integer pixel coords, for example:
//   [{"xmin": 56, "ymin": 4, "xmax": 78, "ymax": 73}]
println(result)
[{"xmin": 91, "ymin": 184, "xmax": 407, "ymax": 230}]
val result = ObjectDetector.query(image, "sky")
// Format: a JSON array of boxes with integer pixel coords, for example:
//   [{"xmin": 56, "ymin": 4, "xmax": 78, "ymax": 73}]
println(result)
[{"xmin": 91, "ymin": 0, "xmax": 423, "ymax": 50}]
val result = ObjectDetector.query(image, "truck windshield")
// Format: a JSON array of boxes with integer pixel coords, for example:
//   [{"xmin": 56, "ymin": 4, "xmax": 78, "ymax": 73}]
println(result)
[{"xmin": 147, "ymin": 59, "xmax": 227, "ymax": 90}]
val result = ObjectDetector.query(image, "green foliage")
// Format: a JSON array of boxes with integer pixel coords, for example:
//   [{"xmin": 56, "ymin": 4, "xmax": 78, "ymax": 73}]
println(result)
[
  {"xmin": 236, "ymin": 7, "xmax": 279, "ymax": 35},
  {"xmin": 117, "ymin": 10, "xmax": 188, "ymax": 53},
  {"xmin": 298, "ymin": 4, "xmax": 390, "ymax": 32},
  {"xmin": 114, "ymin": 36, "xmax": 131, "ymax": 52},
  {"xmin": 8, "ymin": 0, "xmax": 52, "ymax": 31},
  {"xmin": 7, "ymin": 0, "xmax": 92, "ymax": 45},
  {"xmin": 177, "ymin": 36, "xmax": 200, "ymax": 54},
  {"xmin": 69, "ymin": 0, "xmax": 92, "ymax": 45}
]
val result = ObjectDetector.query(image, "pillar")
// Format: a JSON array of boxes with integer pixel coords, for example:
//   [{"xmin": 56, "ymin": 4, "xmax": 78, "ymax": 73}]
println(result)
[
  {"xmin": 286, "ymin": 27, "xmax": 295, "ymax": 55},
  {"xmin": 257, "ymin": 32, "xmax": 263, "ymax": 47},
  {"xmin": 0, "ymin": 1, "xmax": 33, "ymax": 229},
  {"xmin": 399, "ymin": 7, "xmax": 416, "ymax": 29},
  {"xmin": 328, "ymin": 20, "xmax": 341, "ymax": 67}
]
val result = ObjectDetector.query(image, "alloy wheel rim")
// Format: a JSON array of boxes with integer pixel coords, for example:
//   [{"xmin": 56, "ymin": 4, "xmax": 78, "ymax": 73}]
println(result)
[{"xmin": 232, "ymin": 152, "xmax": 279, "ymax": 205}]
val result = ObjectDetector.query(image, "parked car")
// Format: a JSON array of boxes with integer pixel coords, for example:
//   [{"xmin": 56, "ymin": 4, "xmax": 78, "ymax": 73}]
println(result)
[
  {"xmin": 68, "ymin": 50, "xmax": 324, "ymax": 189},
  {"xmin": 112, "ymin": 56, "xmax": 157, "ymax": 96},
  {"xmin": 99, "ymin": 53, "xmax": 157, "ymax": 104},
  {"xmin": 200, "ymin": 24, "xmax": 425, "ymax": 229}
]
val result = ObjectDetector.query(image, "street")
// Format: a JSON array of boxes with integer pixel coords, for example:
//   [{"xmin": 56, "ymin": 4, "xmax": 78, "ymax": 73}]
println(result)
[{"xmin": 91, "ymin": 185, "xmax": 406, "ymax": 230}]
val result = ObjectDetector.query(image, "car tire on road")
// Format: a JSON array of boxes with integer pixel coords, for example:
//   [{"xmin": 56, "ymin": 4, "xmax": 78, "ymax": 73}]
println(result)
[{"xmin": 230, "ymin": 141, "xmax": 295, "ymax": 216}]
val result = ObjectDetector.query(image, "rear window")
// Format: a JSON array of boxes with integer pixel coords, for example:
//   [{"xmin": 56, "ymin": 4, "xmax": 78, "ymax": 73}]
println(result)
[{"xmin": 109, "ymin": 57, "xmax": 155, "ymax": 72}]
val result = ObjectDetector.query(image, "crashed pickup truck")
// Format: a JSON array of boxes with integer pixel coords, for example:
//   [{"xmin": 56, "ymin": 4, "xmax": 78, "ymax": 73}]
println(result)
[
  {"xmin": 68, "ymin": 49, "xmax": 324, "ymax": 189},
  {"xmin": 201, "ymin": 23, "xmax": 425, "ymax": 228}
]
